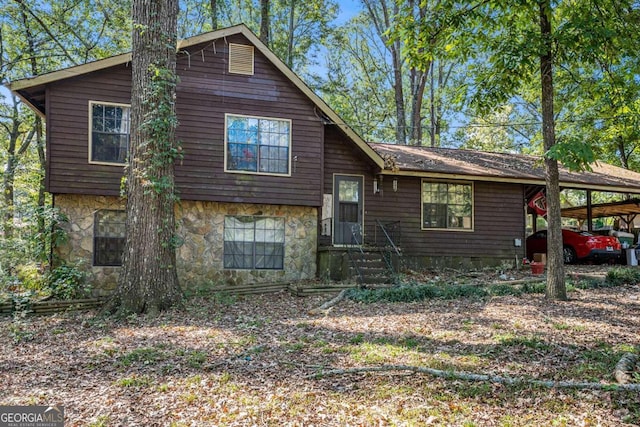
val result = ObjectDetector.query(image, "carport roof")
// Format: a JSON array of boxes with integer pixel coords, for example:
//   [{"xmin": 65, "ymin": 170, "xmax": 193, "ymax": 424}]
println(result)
[
  {"xmin": 371, "ymin": 143, "xmax": 640, "ymax": 193},
  {"xmin": 561, "ymin": 199, "xmax": 640, "ymax": 219}
]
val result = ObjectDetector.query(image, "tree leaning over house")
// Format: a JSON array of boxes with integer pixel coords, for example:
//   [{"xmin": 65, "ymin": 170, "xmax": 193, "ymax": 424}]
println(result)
[{"xmin": 107, "ymin": 0, "xmax": 183, "ymax": 315}]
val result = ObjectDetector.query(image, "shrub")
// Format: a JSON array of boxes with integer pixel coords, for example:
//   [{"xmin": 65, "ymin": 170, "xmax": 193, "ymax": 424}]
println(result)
[
  {"xmin": 347, "ymin": 283, "xmax": 488, "ymax": 303},
  {"xmin": 606, "ymin": 267, "xmax": 640, "ymax": 287},
  {"xmin": 45, "ymin": 264, "xmax": 90, "ymax": 300}
]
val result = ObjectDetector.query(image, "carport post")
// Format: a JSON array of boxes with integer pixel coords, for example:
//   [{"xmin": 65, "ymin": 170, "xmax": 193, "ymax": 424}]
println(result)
[{"xmin": 586, "ymin": 190, "xmax": 593, "ymax": 232}]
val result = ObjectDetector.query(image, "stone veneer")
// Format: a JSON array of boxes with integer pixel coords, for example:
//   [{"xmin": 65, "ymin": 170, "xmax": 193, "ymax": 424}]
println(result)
[{"xmin": 54, "ymin": 194, "xmax": 318, "ymax": 296}]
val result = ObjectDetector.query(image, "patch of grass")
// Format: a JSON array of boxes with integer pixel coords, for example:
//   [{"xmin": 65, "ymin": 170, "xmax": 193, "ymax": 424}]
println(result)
[
  {"xmin": 399, "ymin": 336, "xmax": 420, "ymax": 349},
  {"xmin": 115, "ymin": 375, "xmax": 153, "ymax": 388},
  {"xmin": 606, "ymin": 267, "xmax": 640, "ymax": 286},
  {"xmin": 186, "ymin": 350, "xmax": 208, "ymax": 369},
  {"xmin": 8, "ymin": 322, "xmax": 35, "ymax": 344},
  {"xmin": 521, "ymin": 282, "xmax": 547, "ymax": 294},
  {"xmin": 349, "ymin": 333, "xmax": 364, "ymax": 344},
  {"xmin": 552, "ymin": 322, "xmax": 571, "ymax": 330},
  {"xmin": 285, "ymin": 341, "xmax": 306, "ymax": 353},
  {"xmin": 117, "ymin": 346, "xmax": 165, "ymax": 367},
  {"xmin": 489, "ymin": 284, "xmax": 523, "ymax": 296},
  {"xmin": 180, "ymin": 392, "xmax": 199, "ymax": 404},
  {"xmin": 495, "ymin": 334, "xmax": 551, "ymax": 351},
  {"xmin": 87, "ymin": 415, "xmax": 110, "ymax": 427}
]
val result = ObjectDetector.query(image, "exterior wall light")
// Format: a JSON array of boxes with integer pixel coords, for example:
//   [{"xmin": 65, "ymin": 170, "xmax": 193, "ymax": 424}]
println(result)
[{"xmin": 392, "ymin": 177, "xmax": 398, "ymax": 192}]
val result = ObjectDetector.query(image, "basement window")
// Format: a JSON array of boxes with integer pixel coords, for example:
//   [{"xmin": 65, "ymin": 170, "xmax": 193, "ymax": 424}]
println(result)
[
  {"xmin": 94, "ymin": 210, "xmax": 126, "ymax": 266},
  {"xmin": 224, "ymin": 216, "xmax": 285, "ymax": 270}
]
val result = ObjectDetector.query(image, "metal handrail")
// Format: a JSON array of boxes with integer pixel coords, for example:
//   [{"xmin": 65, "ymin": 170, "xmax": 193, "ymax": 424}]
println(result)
[
  {"xmin": 375, "ymin": 219, "xmax": 401, "ymax": 258},
  {"xmin": 375, "ymin": 220, "xmax": 403, "ymax": 281},
  {"xmin": 347, "ymin": 223, "xmax": 365, "ymax": 285}
]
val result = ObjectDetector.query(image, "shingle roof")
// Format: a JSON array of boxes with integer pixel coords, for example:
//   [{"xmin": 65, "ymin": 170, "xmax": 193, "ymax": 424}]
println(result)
[{"xmin": 371, "ymin": 143, "xmax": 640, "ymax": 193}]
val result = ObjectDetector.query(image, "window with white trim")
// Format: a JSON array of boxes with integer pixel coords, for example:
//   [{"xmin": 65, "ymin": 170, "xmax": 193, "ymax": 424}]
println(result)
[
  {"xmin": 225, "ymin": 114, "xmax": 291, "ymax": 175},
  {"xmin": 224, "ymin": 216, "xmax": 285, "ymax": 270},
  {"xmin": 422, "ymin": 181, "xmax": 473, "ymax": 230},
  {"xmin": 90, "ymin": 102, "xmax": 130, "ymax": 164},
  {"xmin": 94, "ymin": 210, "xmax": 126, "ymax": 266}
]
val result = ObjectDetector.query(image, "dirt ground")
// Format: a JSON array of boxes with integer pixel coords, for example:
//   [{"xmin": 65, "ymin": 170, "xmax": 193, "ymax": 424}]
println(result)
[{"xmin": 1, "ymin": 265, "xmax": 639, "ymax": 426}]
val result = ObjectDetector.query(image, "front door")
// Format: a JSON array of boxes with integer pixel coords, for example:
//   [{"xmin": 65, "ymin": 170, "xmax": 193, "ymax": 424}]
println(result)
[{"xmin": 333, "ymin": 175, "xmax": 364, "ymax": 245}]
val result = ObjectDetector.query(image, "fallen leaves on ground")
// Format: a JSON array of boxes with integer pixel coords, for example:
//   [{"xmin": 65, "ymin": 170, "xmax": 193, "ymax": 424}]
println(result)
[{"xmin": 1, "ymin": 266, "xmax": 639, "ymax": 426}]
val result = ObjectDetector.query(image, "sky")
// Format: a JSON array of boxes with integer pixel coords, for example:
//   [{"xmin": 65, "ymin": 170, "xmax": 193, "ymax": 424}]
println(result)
[{"xmin": 335, "ymin": 0, "xmax": 361, "ymax": 25}]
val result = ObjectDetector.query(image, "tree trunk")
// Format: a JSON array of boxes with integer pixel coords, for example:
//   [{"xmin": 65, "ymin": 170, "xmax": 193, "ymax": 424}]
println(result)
[
  {"xmin": 287, "ymin": 0, "xmax": 295, "ymax": 68},
  {"xmin": 21, "ymin": 4, "xmax": 48, "ymax": 256},
  {"xmin": 110, "ymin": 0, "xmax": 182, "ymax": 315},
  {"xmin": 260, "ymin": 0, "xmax": 270, "ymax": 47},
  {"xmin": 210, "ymin": 0, "xmax": 218, "ymax": 30},
  {"xmin": 539, "ymin": 0, "xmax": 566, "ymax": 301},
  {"xmin": 35, "ymin": 117, "xmax": 46, "ymax": 259},
  {"xmin": 362, "ymin": 0, "xmax": 406, "ymax": 144},
  {"xmin": 3, "ymin": 125, "xmax": 18, "ymax": 239}
]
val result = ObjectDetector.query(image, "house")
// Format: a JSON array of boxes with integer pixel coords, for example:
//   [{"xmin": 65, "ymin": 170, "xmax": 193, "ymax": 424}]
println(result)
[{"xmin": 10, "ymin": 24, "xmax": 640, "ymax": 294}]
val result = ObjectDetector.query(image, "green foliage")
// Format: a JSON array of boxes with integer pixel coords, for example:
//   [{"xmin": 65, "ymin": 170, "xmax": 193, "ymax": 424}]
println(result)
[
  {"xmin": 186, "ymin": 350, "xmax": 208, "ymax": 369},
  {"xmin": 605, "ymin": 267, "xmax": 640, "ymax": 287},
  {"xmin": 346, "ymin": 283, "xmax": 488, "ymax": 303},
  {"xmin": 140, "ymin": 64, "xmax": 182, "ymax": 197},
  {"xmin": 115, "ymin": 375, "xmax": 154, "ymax": 388},
  {"xmin": 45, "ymin": 264, "xmax": 90, "ymax": 300},
  {"xmin": 8, "ymin": 321, "xmax": 36, "ymax": 344},
  {"xmin": 117, "ymin": 347, "xmax": 166, "ymax": 367}
]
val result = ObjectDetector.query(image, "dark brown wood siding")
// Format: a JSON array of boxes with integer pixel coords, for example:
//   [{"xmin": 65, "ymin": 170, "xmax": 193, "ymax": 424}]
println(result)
[
  {"xmin": 364, "ymin": 176, "xmax": 527, "ymax": 259},
  {"xmin": 322, "ymin": 130, "xmax": 527, "ymax": 259},
  {"xmin": 46, "ymin": 33, "xmax": 324, "ymax": 206},
  {"xmin": 322, "ymin": 126, "xmax": 377, "ymax": 192}
]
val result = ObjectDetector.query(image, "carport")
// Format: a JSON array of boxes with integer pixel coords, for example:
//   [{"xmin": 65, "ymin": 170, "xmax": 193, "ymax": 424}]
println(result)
[
  {"xmin": 561, "ymin": 198, "xmax": 640, "ymax": 231},
  {"xmin": 524, "ymin": 162, "xmax": 640, "ymax": 234}
]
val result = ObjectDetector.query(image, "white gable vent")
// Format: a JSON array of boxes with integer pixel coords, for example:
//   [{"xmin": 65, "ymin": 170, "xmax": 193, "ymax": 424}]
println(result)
[{"xmin": 229, "ymin": 43, "xmax": 254, "ymax": 75}]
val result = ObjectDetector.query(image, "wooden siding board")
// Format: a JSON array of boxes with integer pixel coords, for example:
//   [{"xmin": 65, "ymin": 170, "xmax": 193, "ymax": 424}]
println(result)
[
  {"xmin": 364, "ymin": 178, "xmax": 525, "ymax": 259},
  {"xmin": 322, "ymin": 129, "xmax": 525, "ymax": 260},
  {"xmin": 46, "ymin": 33, "xmax": 324, "ymax": 207}
]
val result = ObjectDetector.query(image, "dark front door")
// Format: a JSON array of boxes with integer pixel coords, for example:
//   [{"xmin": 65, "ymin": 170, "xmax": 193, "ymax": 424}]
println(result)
[{"xmin": 333, "ymin": 175, "xmax": 364, "ymax": 245}]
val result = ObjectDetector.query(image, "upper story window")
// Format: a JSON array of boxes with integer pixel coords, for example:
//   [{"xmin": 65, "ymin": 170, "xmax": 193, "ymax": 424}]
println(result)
[
  {"xmin": 422, "ymin": 181, "xmax": 473, "ymax": 231},
  {"xmin": 225, "ymin": 114, "xmax": 291, "ymax": 175},
  {"xmin": 89, "ymin": 101, "xmax": 130, "ymax": 165}
]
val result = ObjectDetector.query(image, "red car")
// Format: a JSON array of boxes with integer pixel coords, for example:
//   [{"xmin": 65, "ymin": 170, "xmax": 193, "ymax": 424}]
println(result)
[{"xmin": 526, "ymin": 229, "xmax": 621, "ymax": 264}]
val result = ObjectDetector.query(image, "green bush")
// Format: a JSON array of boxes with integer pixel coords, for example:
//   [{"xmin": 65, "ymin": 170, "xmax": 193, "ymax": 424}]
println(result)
[
  {"xmin": 605, "ymin": 267, "xmax": 640, "ymax": 287},
  {"xmin": 45, "ymin": 264, "xmax": 90, "ymax": 300}
]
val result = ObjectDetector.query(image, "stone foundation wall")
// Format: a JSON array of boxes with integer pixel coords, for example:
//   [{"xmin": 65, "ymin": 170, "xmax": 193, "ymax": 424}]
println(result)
[{"xmin": 54, "ymin": 195, "xmax": 318, "ymax": 296}]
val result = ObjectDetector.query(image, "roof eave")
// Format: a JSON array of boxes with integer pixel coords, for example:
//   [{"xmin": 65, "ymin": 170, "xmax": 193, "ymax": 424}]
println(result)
[{"xmin": 379, "ymin": 170, "xmax": 640, "ymax": 194}]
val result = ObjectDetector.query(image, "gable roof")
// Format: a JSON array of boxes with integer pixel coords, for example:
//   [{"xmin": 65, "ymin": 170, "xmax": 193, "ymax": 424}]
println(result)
[
  {"xmin": 372, "ymin": 143, "xmax": 640, "ymax": 194},
  {"xmin": 8, "ymin": 24, "xmax": 384, "ymax": 169}
]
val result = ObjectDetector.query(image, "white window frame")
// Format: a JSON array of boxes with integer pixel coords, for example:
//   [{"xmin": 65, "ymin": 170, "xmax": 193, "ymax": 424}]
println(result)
[
  {"xmin": 224, "ymin": 113, "xmax": 292, "ymax": 176},
  {"xmin": 88, "ymin": 101, "xmax": 131, "ymax": 166},
  {"xmin": 421, "ymin": 180, "xmax": 474, "ymax": 232},
  {"xmin": 223, "ymin": 215, "xmax": 285, "ymax": 270}
]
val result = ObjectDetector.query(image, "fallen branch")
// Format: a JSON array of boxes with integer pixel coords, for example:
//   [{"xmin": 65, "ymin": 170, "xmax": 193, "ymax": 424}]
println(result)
[
  {"xmin": 308, "ymin": 289, "xmax": 348, "ymax": 315},
  {"xmin": 306, "ymin": 364, "xmax": 640, "ymax": 391}
]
